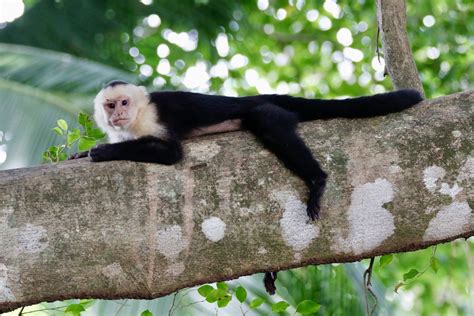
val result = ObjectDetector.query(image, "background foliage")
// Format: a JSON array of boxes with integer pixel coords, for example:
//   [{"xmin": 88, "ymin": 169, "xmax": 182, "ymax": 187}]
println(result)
[{"xmin": 0, "ymin": 0, "xmax": 472, "ymax": 315}]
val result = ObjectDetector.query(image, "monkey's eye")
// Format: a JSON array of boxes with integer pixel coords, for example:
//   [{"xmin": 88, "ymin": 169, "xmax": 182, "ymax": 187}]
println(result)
[
  {"xmin": 122, "ymin": 100, "xmax": 128, "ymax": 106},
  {"xmin": 106, "ymin": 103, "xmax": 115, "ymax": 109}
]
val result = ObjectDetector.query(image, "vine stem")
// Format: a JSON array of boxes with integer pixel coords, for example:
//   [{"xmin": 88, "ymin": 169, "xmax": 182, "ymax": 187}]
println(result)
[
  {"xmin": 168, "ymin": 291, "xmax": 179, "ymax": 316},
  {"xmin": 115, "ymin": 300, "xmax": 128, "ymax": 316},
  {"xmin": 363, "ymin": 258, "xmax": 377, "ymax": 316}
]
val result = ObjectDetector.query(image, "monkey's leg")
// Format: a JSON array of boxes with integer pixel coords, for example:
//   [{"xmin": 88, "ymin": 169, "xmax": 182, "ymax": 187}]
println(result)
[
  {"xmin": 89, "ymin": 136, "xmax": 183, "ymax": 165},
  {"xmin": 243, "ymin": 104, "xmax": 327, "ymax": 220},
  {"xmin": 263, "ymin": 271, "xmax": 278, "ymax": 295}
]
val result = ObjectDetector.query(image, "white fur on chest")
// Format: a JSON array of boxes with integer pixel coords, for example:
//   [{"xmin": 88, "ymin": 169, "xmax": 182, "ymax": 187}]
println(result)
[{"xmin": 130, "ymin": 104, "xmax": 167, "ymax": 138}]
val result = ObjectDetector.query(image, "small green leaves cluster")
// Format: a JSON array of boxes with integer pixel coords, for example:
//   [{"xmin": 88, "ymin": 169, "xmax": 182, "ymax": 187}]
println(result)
[
  {"xmin": 198, "ymin": 283, "xmax": 261, "ymax": 311},
  {"xmin": 378, "ymin": 246, "xmax": 441, "ymax": 293},
  {"xmin": 198, "ymin": 282, "xmax": 233, "ymax": 308},
  {"xmin": 43, "ymin": 113, "xmax": 105, "ymax": 163},
  {"xmin": 197, "ymin": 282, "xmax": 319, "ymax": 315}
]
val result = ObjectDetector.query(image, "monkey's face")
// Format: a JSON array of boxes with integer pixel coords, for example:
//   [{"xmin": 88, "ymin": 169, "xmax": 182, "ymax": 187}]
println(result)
[
  {"xmin": 103, "ymin": 95, "xmax": 135, "ymax": 128},
  {"xmin": 94, "ymin": 84, "xmax": 149, "ymax": 133}
]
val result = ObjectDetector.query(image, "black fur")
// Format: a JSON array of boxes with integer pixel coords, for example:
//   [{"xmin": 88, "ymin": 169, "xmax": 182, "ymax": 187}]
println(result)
[
  {"xmin": 103, "ymin": 80, "xmax": 129, "ymax": 88},
  {"xmin": 90, "ymin": 136, "xmax": 182, "ymax": 165},
  {"xmin": 263, "ymin": 271, "xmax": 278, "ymax": 295},
  {"xmin": 89, "ymin": 87, "xmax": 422, "ymax": 220}
]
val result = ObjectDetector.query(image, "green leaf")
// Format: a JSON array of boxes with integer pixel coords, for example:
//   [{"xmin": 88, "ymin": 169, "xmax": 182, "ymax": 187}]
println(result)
[
  {"xmin": 197, "ymin": 284, "xmax": 214, "ymax": 298},
  {"xmin": 403, "ymin": 269, "xmax": 419, "ymax": 281},
  {"xmin": 48, "ymin": 146, "xmax": 59, "ymax": 155},
  {"xmin": 205, "ymin": 289, "xmax": 227, "ymax": 303},
  {"xmin": 235, "ymin": 286, "xmax": 247, "ymax": 303},
  {"xmin": 65, "ymin": 304, "xmax": 85, "ymax": 312},
  {"xmin": 205, "ymin": 289, "xmax": 219, "ymax": 303},
  {"xmin": 42, "ymin": 151, "xmax": 51, "ymax": 162},
  {"xmin": 87, "ymin": 128, "xmax": 106, "ymax": 140},
  {"xmin": 296, "ymin": 300, "xmax": 320, "ymax": 314},
  {"xmin": 65, "ymin": 303, "xmax": 85, "ymax": 315},
  {"xmin": 58, "ymin": 152, "xmax": 68, "ymax": 161},
  {"xmin": 67, "ymin": 128, "xmax": 81, "ymax": 145},
  {"xmin": 53, "ymin": 126, "xmax": 63, "ymax": 135},
  {"xmin": 78, "ymin": 137, "xmax": 97, "ymax": 151},
  {"xmin": 272, "ymin": 301, "xmax": 290, "ymax": 312},
  {"xmin": 78, "ymin": 113, "xmax": 87, "ymax": 126},
  {"xmin": 217, "ymin": 294, "xmax": 232, "ymax": 308},
  {"xmin": 0, "ymin": 44, "xmax": 137, "ymax": 95},
  {"xmin": 78, "ymin": 113, "xmax": 92, "ymax": 128},
  {"xmin": 430, "ymin": 257, "xmax": 440, "ymax": 273},
  {"xmin": 79, "ymin": 299, "xmax": 95, "ymax": 309},
  {"xmin": 216, "ymin": 282, "xmax": 228, "ymax": 291},
  {"xmin": 379, "ymin": 254, "xmax": 393, "ymax": 268},
  {"xmin": 140, "ymin": 310, "xmax": 153, "ymax": 316},
  {"xmin": 57, "ymin": 119, "xmax": 68, "ymax": 131},
  {"xmin": 249, "ymin": 297, "xmax": 264, "ymax": 309}
]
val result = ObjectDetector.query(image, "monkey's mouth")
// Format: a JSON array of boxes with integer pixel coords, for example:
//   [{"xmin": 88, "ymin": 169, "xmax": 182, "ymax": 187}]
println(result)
[{"xmin": 111, "ymin": 118, "xmax": 129, "ymax": 126}]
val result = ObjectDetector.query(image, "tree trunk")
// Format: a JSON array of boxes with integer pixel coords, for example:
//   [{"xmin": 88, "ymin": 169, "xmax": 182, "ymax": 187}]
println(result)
[
  {"xmin": 0, "ymin": 92, "xmax": 473, "ymax": 312},
  {"xmin": 376, "ymin": 0, "xmax": 425, "ymax": 95}
]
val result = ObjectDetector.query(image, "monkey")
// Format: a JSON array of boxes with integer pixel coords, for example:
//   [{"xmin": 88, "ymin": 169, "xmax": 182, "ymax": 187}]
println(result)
[
  {"xmin": 72, "ymin": 80, "xmax": 421, "ymax": 218},
  {"xmin": 71, "ymin": 80, "xmax": 423, "ymax": 218},
  {"xmin": 70, "ymin": 80, "xmax": 422, "ymax": 294}
]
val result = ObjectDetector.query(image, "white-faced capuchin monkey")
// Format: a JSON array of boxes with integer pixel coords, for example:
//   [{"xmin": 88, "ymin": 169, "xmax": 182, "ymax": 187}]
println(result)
[{"xmin": 70, "ymin": 80, "xmax": 422, "ymax": 294}]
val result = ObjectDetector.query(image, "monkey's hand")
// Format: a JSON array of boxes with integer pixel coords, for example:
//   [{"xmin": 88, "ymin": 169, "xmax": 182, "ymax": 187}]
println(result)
[
  {"xmin": 68, "ymin": 145, "xmax": 112, "ymax": 162},
  {"xmin": 68, "ymin": 151, "xmax": 90, "ymax": 160},
  {"xmin": 88, "ymin": 144, "xmax": 114, "ymax": 162}
]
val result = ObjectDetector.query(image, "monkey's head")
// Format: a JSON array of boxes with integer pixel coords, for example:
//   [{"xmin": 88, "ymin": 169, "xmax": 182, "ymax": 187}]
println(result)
[{"xmin": 94, "ymin": 81, "xmax": 149, "ymax": 133}]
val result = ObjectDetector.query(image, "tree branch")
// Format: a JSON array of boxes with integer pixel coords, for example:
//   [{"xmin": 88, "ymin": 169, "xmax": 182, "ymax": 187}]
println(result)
[
  {"xmin": 376, "ymin": 0, "xmax": 425, "ymax": 96},
  {"xmin": 1, "ymin": 92, "xmax": 473, "ymax": 312}
]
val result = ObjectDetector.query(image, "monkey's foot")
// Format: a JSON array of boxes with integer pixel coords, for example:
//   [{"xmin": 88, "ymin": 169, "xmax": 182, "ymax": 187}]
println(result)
[
  {"xmin": 263, "ymin": 272, "xmax": 278, "ymax": 295},
  {"xmin": 306, "ymin": 196, "xmax": 321, "ymax": 220},
  {"xmin": 306, "ymin": 178, "xmax": 326, "ymax": 220}
]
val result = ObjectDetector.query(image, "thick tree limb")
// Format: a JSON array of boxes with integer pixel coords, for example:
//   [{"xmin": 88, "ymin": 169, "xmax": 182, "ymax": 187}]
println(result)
[
  {"xmin": 0, "ymin": 92, "xmax": 473, "ymax": 312},
  {"xmin": 376, "ymin": 0, "xmax": 425, "ymax": 95}
]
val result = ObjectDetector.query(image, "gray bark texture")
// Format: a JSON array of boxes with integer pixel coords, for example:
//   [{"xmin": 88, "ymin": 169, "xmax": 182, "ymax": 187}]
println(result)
[
  {"xmin": 1, "ymin": 92, "xmax": 473, "ymax": 312},
  {"xmin": 376, "ymin": 0, "xmax": 425, "ymax": 96}
]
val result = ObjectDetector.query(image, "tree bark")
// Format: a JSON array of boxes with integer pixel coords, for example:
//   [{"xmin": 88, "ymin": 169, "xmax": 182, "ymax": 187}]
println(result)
[
  {"xmin": 0, "ymin": 92, "xmax": 473, "ymax": 312},
  {"xmin": 376, "ymin": 0, "xmax": 425, "ymax": 96}
]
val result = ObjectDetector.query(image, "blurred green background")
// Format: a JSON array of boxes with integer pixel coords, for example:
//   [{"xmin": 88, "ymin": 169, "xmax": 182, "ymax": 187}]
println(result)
[{"xmin": 0, "ymin": 0, "xmax": 472, "ymax": 315}]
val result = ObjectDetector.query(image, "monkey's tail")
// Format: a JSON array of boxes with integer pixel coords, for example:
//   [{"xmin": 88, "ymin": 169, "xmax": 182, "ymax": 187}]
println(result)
[{"xmin": 262, "ymin": 89, "xmax": 423, "ymax": 121}]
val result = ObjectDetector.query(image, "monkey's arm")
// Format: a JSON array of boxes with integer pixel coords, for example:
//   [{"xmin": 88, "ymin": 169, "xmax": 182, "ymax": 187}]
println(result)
[{"xmin": 85, "ymin": 136, "xmax": 182, "ymax": 165}]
